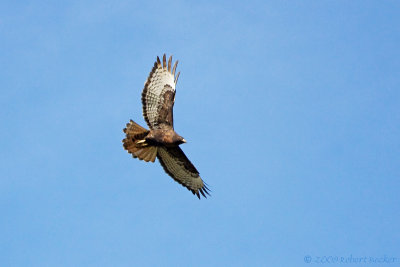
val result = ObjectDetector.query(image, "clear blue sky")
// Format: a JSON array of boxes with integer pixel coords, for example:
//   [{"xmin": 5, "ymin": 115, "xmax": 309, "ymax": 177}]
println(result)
[{"xmin": 1, "ymin": 1, "xmax": 399, "ymax": 266}]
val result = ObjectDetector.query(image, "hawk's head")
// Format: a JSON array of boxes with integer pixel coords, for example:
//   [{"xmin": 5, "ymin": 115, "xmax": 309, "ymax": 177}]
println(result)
[{"xmin": 173, "ymin": 133, "xmax": 186, "ymax": 145}]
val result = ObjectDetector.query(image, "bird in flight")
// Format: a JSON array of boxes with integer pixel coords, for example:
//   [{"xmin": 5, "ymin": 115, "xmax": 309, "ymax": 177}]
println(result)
[{"xmin": 122, "ymin": 54, "xmax": 210, "ymax": 199}]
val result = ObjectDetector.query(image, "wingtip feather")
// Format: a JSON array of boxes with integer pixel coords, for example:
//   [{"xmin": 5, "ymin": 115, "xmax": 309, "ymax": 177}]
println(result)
[
  {"xmin": 156, "ymin": 56, "xmax": 161, "ymax": 67},
  {"xmin": 172, "ymin": 60, "xmax": 178, "ymax": 76},
  {"xmin": 168, "ymin": 55, "xmax": 172, "ymax": 72},
  {"xmin": 163, "ymin": 54, "xmax": 166, "ymax": 68},
  {"xmin": 199, "ymin": 188, "xmax": 207, "ymax": 198}
]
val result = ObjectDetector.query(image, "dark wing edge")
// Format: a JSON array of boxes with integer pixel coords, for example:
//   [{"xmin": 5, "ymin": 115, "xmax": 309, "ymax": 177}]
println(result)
[
  {"xmin": 141, "ymin": 60, "xmax": 159, "ymax": 129},
  {"xmin": 157, "ymin": 146, "xmax": 210, "ymax": 199}
]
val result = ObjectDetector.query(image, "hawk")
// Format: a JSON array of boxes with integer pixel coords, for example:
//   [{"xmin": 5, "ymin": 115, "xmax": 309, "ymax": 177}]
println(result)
[{"xmin": 122, "ymin": 54, "xmax": 210, "ymax": 199}]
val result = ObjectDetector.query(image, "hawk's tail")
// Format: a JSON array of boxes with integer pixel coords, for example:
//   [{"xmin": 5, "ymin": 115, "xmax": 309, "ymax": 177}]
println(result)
[{"xmin": 123, "ymin": 120, "xmax": 157, "ymax": 162}]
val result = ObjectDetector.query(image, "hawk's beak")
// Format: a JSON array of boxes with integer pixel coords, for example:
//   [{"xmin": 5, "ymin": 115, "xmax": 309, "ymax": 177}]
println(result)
[{"xmin": 182, "ymin": 139, "xmax": 187, "ymax": 143}]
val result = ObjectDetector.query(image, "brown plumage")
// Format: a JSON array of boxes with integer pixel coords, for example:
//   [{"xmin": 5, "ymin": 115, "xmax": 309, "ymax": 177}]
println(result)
[{"xmin": 122, "ymin": 54, "xmax": 210, "ymax": 199}]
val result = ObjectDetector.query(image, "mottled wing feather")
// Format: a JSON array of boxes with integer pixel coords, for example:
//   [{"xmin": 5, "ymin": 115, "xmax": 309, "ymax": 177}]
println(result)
[
  {"xmin": 142, "ymin": 54, "xmax": 179, "ymax": 129},
  {"xmin": 157, "ymin": 146, "xmax": 210, "ymax": 199}
]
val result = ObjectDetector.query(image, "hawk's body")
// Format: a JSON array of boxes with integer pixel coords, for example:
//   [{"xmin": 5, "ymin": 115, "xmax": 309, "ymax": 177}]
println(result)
[{"xmin": 123, "ymin": 54, "xmax": 210, "ymax": 199}]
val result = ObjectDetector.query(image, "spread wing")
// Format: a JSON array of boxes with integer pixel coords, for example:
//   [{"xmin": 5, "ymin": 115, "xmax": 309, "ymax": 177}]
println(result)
[
  {"xmin": 141, "ymin": 54, "xmax": 180, "ymax": 130},
  {"xmin": 157, "ymin": 146, "xmax": 210, "ymax": 199}
]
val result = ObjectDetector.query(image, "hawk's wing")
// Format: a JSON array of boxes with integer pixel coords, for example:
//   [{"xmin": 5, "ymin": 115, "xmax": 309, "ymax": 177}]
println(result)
[
  {"xmin": 142, "ymin": 54, "xmax": 180, "ymax": 130},
  {"xmin": 157, "ymin": 146, "xmax": 210, "ymax": 199}
]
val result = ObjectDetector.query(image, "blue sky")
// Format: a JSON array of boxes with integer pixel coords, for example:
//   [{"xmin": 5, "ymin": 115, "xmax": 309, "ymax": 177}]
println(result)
[{"xmin": 1, "ymin": 1, "xmax": 399, "ymax": 266}]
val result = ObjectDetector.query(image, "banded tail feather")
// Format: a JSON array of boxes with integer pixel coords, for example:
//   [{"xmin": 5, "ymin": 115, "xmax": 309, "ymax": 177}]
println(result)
[{"xmin": 123, "ymin": 120, "xmax": 157, "ymax": 162}]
